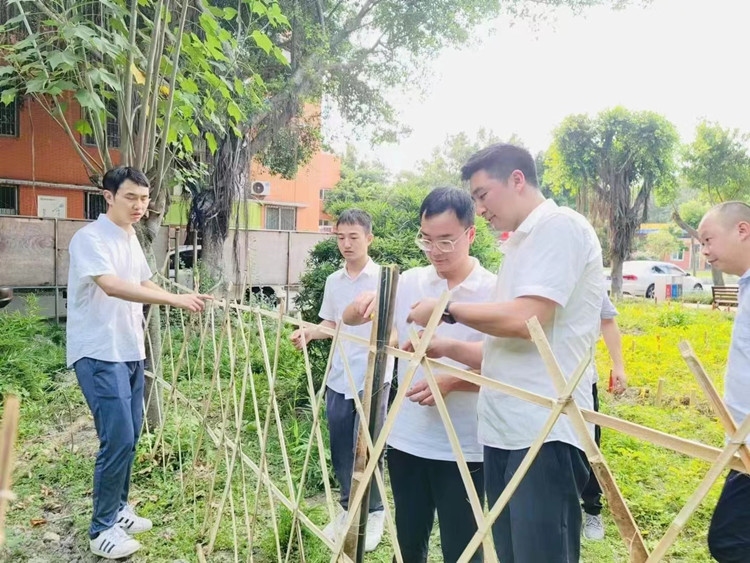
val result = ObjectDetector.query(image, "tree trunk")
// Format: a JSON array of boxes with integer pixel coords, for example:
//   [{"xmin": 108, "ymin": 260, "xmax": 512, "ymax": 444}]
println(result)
[
  {"xmin": 135, "ymin": 190, "xmax": 167, "ymax": 430},
  {"xmin": 197, "ymin": 133, "xmax": 249, "ymax": 294},
  {"xmin": 712, "ymin": 265, "xmax": 725, "ymax": 287},
  {"xmin": 610, "ymin": 253, "xmax": 624, "ymax": 299}
]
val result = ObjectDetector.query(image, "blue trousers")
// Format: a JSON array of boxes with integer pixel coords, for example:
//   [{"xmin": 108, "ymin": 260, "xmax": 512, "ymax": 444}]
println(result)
[
  {"xmin": 75, "ymin": 358, "xmax": 144, "ymax": 538},
  {"xmin": 325, "ymin": 386, "xmax": 388, "ymax": 513}
]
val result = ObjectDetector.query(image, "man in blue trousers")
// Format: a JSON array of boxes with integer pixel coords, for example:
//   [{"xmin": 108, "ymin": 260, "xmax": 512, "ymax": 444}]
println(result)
[{"xmin": 67, "ymin": 166, "xmax": 210, "ymax": 559}]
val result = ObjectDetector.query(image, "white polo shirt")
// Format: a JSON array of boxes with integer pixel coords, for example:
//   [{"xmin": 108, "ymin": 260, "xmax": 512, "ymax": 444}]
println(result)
[
  {"xmin": 725, "ymin": 269, "xmax": 750, "ymax": 440},
  {"xmin": 66, "ymin": 214, "xmax": 153, "ymax": 367},
  {"xmin": 319, "ymin": 259, "xmax": 394, "ymax": 399},
  {"xmin": 388, "ymin": 259, "xmax": 496, "ymax": 462},
  {"xmin": 478, "ymin": 200, "xmax": 603, "ymax": 451}
]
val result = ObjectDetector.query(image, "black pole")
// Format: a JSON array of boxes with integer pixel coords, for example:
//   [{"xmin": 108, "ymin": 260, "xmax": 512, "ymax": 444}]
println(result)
[{"xmin": 355, "ymin": 265, "xmax": 398, "ymax": 562}]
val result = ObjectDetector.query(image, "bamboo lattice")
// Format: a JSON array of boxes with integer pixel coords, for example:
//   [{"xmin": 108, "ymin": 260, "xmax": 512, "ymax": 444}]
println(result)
[{"xmin": 141, "ymin": 270, "xmax": 749, "ymax": 563}]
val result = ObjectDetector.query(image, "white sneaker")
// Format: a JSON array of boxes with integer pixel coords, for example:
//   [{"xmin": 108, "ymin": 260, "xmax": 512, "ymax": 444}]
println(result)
[
  {"xmin": 365, "ymin": 510, "xmax": 385, "ymax": 552},
  {"xmin": 117, "ymin": 504, "xmax": 153, "ymax": 534},
  {"xmin": 582, "ymin": 513, "xmax": 605, "ymax": 541},
  {"xmin": 90, "ymin": 524, "xmax": 141, "ymax": 559},
  {"xmin": 322, "ymin": 509, "xmax": 348, "ymax": 543}
]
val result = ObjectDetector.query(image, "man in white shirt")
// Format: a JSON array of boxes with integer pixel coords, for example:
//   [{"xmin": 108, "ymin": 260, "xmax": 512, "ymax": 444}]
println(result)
[
  {"xmin": 407, "ymin": 144, "xmax": 603, "ymax": 562},
  {"xmin": 290, "ymin": 209, "xmax": 390, "ymax": 552},
  {"xmin": 344, "ymin": 188, "xmax": 495, "ymax": 562},
  {"xmin": 67, "ymin": 167, "xmax": 210, "ymax": 560},
  {"xmin": 698, "ymin": 202, "xmax": 750, "ymax": 563}
]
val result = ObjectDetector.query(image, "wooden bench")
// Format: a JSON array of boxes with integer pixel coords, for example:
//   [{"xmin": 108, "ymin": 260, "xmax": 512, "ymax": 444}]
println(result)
[{"xmin": 712, "ymin": 285, "xmax": 739, "ymax": 309}]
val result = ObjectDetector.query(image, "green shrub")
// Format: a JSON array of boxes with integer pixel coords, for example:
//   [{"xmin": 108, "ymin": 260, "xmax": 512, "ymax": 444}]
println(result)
[{"xmin": 0, "ymin": 296, "xmax": 66, "ymax": 398}]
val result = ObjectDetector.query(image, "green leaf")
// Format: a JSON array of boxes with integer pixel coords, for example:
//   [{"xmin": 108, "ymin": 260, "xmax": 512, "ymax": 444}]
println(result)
[
  {"xmin": 227, "ymin": 100, "xmax": 242, "ymax": 122},
  {"xmin": 190, "ymin": 124, "xmax": 199, "ymax": 135},
  {"xmin": 48, "ymin": 50, "xmax": 79, "ymax": 71},
  {"xmin": 25, "ymin": 76, "xmax": 47, "ymax": 94},
  {"xmin": 181, "ymin": 134, "xmax": 193, "ymax": 153},
  {"xmin": 234, "ymin": 77, "xmax": 245, "ymax": 96},
  {"xmin": 0, "ymin": 66, "xmax": 14, "ymax": 77},
  {"xmin": 1, "ymin": 89, "xmax": 17, "ymax": 105},
  {"xmin": 74, "ymin": 89, "xmax": 105, "ymax": 111},
  {"xmin": 205, "ymin": 131, "xmax": 217, "ymax": 155},
  {"xmin": 251, "ymin": 30, "xmax": 272, "ymax": 54},
  {"xmin": 74, "ymin": 119, "xmax": 93, "ymax": 135},
  {"xmin": 222, "ymin": 7, "xmax": 237, "ymax": 20},
  {"xmin": 273, "ymin": 47, "xmax": 289, "ymax": 66},
  {"xmin": 199, "ymin": 13, "xmax": 219, "ymax": 33},
  {"xmin": 89, "ymin": 68, "xmax": 121, "ymax": 92},
  {"xmin": 251, "ymin": 3, "xmax": 267, "ymax": 16},
  {"xmin": 180, "ymin": 77, "xmax": 198, "ymax": 94}
]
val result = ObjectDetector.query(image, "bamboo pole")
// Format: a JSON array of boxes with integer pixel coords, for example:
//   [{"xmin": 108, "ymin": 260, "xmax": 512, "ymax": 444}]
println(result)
[
  {"xmin": 679, "ymin": 340, "xmax": 750, "ymax": 474},
  {"xmin": 647, "ymin": 413, "xmax": 750, "ymax": 561},
  {"xmin": 527, "ymin": 318, "xmax": 649, "ymax": 562},
  {"xmin": 0, "ymin": 396, "xmax": 20, "ymax": 547}
]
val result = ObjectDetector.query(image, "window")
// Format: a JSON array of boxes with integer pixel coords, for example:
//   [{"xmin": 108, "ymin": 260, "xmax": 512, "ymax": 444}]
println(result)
[
  {"xmin": 0, "ymin": 93, "xmax": 19, "ymax": 137},
  {"xmin": 85, "ymin": 192, "xmax": 108, "ymax": 220},
  {"xmin": 671, "ymin": 248, "xmax": 685, "ymax": 261},
  {"xmin": 320, "ymin": 189, "xmax": 330, "ymax": 201},
  {"xmin": 265, "ymin": 206, "xmax": 296, "ymax": 231},
  {"xmin": 84, "ymin": 97, "xmax": 120, "ymax": 147},
  {"xmin": 0, "ymin": 185, "xmax": 18, "ymax": 215},
  {"xmin": 319, "ymin": 219, "xmax": 332, "ymax": 233}
]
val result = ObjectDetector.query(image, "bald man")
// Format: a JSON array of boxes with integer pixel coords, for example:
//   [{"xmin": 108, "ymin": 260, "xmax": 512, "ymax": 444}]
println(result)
[{"xmin": 699, "ymin": 201, "xmax": 750, "ymax": 563}]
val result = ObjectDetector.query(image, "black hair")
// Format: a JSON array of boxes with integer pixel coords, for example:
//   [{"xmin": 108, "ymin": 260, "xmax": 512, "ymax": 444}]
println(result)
[
  {"xmin": 101, "ymin": 166, "xmax": 150, "ymax": 195},
  {"xmin": 460, "ymin": 143, "xmax": 538, "ymax": 187},
  {"xmin": 420, "ymin": 187, "xmax": 475, "ymax": 227},
  {"xmin": 336, "ymin": 208, "xmax": 372, "ymax": 234}
]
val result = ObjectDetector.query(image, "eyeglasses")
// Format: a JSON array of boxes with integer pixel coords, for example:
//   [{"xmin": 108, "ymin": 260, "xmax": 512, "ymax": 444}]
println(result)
[{"xmin": 415, "ymin": 227, "xmax": 471, "ymax": 253}]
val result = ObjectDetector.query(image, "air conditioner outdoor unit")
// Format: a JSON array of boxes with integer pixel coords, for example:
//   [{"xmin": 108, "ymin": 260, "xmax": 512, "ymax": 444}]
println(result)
[{"xmin": 250, "ymin": 180, "xmax": 271, "ymax": 197}]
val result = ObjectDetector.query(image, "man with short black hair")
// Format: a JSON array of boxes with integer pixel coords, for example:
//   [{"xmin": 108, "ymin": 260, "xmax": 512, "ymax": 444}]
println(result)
[
  {"xmin": 290, "ymin": 208, "xmax": 391, "ymax": 552},
  {"xmin": 344, "ymin": 187, "xmax": 495, "ymax": 562},
  {"xmin": 68, "ymin": 166, "xmax": 211, "ymax": 559},
  {"xmin": 407, "ymin": 144, "xmax": 603, "ymax": 562}
]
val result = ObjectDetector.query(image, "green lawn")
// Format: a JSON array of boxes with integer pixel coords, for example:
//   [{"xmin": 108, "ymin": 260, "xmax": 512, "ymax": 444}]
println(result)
[{"xmin": 0, "ymin": 300, "xmax": 734, "ymax": 562}]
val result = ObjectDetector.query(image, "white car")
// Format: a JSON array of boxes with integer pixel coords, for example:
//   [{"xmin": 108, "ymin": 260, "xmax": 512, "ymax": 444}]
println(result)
[{"xmin": 607, "ymin": 260, "xmax": 705, "ymax": 298}]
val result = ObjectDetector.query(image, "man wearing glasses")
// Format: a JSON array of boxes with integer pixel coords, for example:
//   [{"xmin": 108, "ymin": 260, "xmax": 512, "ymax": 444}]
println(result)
[
  {"xmin": 344, "ymin": 187, "xmax": 495, "ymax": 562},
  {"xmin": 407, "ymin": 145, "xmax": 603, "ymax": 562}
]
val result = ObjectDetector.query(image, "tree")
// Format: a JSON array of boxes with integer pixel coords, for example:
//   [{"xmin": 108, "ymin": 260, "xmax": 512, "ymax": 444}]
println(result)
[
  {"xmin": 0, "ymin": 0, "xmax": 284, "ymax": 425},
  {"xmin": 201, "ymin": 0, "xmax": 649, "ymax": 281},
  {"xmin": 545, "ymin": 107, "xmax": 680, "ymax": 297},
  {"xmin": 643, "ymin": 228, "xmax": 681, "ymax": 261},
  {"xmin": 676, "ymin": 121, "xmax": 750, "ymax": 285}
]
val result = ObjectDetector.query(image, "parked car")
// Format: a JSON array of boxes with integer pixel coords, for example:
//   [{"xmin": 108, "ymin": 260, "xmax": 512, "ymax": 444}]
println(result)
[{"xmin": 607, "ymin": 261, "xmax": 705, "ymax": 298}]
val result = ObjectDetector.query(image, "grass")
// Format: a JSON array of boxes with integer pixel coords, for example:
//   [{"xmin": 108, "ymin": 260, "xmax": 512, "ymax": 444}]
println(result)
[{"xmin": 0, "ymin": 299, "xmax": 736, "ymax": 562}]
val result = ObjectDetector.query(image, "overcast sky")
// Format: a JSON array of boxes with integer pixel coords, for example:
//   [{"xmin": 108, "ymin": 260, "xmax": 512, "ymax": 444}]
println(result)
[{"xmin": 324, "ymin": 0, "xmax": 750, "ymax": 174}]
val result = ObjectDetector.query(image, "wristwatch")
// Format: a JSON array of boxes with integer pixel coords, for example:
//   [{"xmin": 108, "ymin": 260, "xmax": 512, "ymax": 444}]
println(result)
[{"xmin": 442, "ymin": 301, "xmax": 457, "ymax": 324}]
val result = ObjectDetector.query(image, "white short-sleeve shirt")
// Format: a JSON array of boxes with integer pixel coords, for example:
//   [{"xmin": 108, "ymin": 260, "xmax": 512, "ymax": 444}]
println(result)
[
  {"xmin": 319, "ymin": 259, "xmax": 394, "ymax": 399},
  {"xmin": 478, "ymin": 200, "xmax": 604, "ymax": 451},
  {"xmin": 725, "ymin": 270, "xmax": 750, "ymax": 440},
  {"xmin": 66, "ymin": 214, "xmax": 153, "ymax": 367},
  {"xmin": 388, "ymin": 259, "xmax": 496, "ymax": 462}
]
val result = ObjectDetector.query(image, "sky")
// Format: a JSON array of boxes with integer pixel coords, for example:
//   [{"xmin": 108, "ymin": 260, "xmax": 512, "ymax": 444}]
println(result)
[{"xmin": 324, "ymin": 0, "xmax": 750, "ymax": 174}]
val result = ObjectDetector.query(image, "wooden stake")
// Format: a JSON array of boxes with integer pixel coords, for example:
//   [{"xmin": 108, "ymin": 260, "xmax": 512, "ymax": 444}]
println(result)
[
  {"xmin": 0, "ymin": 395, "xmax": 20, "ymax": 547},
  {"xmin": 656, "ymin": 378, "xmax": 665, "ymax": 407}
]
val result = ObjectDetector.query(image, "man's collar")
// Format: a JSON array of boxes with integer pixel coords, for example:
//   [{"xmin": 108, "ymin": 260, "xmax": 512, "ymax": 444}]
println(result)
[
  {"xmin": 341, "ymin": 258, "xmax": 378, "ymax": 281},
  {"xmin": 424, "ymin": 257, "xmax": 482, "ymax": 292},
  {"xmin": 97, "ymin": 214, "xmax": 132, "ymax": 238},
  {"xmin": 501, "ymin": 199, "xmax": 557, "ymax": 250}
]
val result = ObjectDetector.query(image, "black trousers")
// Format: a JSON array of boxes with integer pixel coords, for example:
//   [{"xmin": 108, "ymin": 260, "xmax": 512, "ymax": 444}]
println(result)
[
  {"xmin": 484, "ymin": 441, "xmax": 589, "ymax": 563},
  {"xmin": 708, "ymin": 470, "xmax": 750, "ymax": 562},
  {"xmin": 581, "ymin": 382, "xmax": 603, "ymax": 516},
  {"xmin": 388, "ymin": 447, "xmax": 484, "ymax": 563}
]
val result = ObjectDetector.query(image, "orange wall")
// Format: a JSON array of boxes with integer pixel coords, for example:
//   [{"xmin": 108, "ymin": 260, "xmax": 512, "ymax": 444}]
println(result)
[
  {"xmin": 0, "ymin": 95, "xmax": 118, "ymax": 219},
  {"xmin": 250, "ymin": 151, "xmax": 341, "ymax": 232}
]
